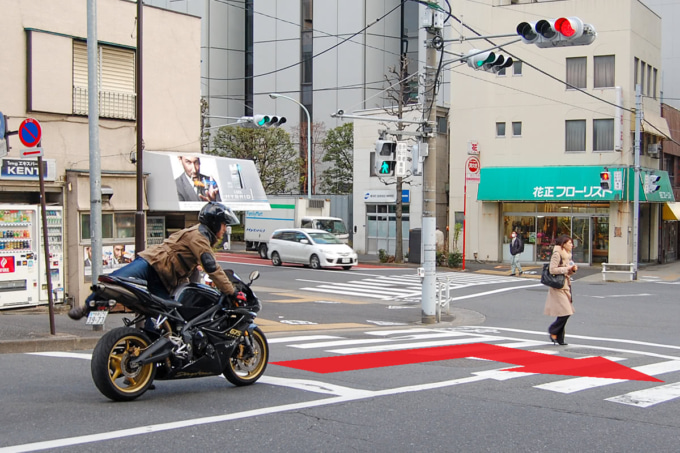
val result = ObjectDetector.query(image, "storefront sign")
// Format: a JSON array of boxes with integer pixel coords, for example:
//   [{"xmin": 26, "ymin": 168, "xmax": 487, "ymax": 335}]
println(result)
[
  {"xmin": 364, "ymin": 190, "xmax": 397, "ymax": 203},
  {"xmin": 478, "ymin": 166, "xmax": 675, "ymax": 203},
  {"xmin": 0, "ymin": 158, "xmax": 56, "ymax": 181},
  {"xmin": 144, "ymin": 151, "xmax": 271, "ymax": 211}
]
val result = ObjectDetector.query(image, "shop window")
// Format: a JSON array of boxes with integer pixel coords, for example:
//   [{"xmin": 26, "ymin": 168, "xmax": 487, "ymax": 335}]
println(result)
[
  {"xmin": 566, "ymin": 57, "xmax": 586, "ymax": 89},
  {"xmin": 565, "ymin": 120, "xmax": 586, "ymax": 152},
  {"xmin": 80, "ymin": 212, "xmax": 135, "ymax": 241}
]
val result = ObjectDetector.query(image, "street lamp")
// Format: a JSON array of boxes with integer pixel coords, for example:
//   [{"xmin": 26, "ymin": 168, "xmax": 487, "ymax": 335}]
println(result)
[{"xmin": 269, "ymin": 93, "xmax": 312, "ymax": 198}]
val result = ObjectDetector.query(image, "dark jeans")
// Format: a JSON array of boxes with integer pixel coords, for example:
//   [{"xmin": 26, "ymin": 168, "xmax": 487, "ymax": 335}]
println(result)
[
  {"xmin": 548, "ymin": 315, "xmax": 570, "ymax": 340},
  {"xmin": 85, "ymin": 257, "xmax": 170, "ymax": 305}
]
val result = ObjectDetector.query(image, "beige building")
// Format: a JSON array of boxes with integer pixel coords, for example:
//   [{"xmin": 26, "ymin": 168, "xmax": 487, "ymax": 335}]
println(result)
[
  {"xmin": 448, "ymin": 0, "xmax": 672, "ymax": 266},
  {"xmin": 0, "ymin": 0, "xmax": 201, "ymax": 307}
]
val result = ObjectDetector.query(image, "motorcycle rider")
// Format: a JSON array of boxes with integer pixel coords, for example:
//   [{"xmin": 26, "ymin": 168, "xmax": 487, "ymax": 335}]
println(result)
[{"xmin": 69, "ymin": 202, "xmax": 244, "ymax": 320}]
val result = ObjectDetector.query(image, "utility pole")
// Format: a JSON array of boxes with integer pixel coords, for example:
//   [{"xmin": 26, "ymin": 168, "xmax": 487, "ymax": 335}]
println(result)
[
  {"xmin": 135, "ymin": 0, "xmax": 145, "ymax": 255},
  {"xmin": 632, "ymin": 84, "xmax": 641, "ymax": 280},
  {"xmin": 421, "ymin": 3, "xmax": 442, "ymax": 324}
]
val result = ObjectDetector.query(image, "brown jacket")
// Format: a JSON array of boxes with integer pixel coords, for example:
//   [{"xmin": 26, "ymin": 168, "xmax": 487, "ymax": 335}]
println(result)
[
  {"xmin": 139, "ymin": 224, "xmax": 235, "ymax": 295},
  {"xmin": 543, "ymin": 245, "xmax": 575, "ymax": 317}
]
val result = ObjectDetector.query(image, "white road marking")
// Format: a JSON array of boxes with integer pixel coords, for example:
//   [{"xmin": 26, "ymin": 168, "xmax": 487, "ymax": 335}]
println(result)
[
  {"xmin": 268, "ymin": 335, "xmax": 342, "ymax": 344},
  {"xmin": 288, "ymin": 331, "xmax": 469, "ymax": 349},
  {"xmin": 327, "ymin": 335, "xmax": 501, "ymax": 354},
  {"xmin": 606, "ymin": 382, "xmax": 680, "ymax": 407},
  {"xmin": 535, "ymin": 360, "xmax": 680, "ymax": 394},
  {"xmin": 27, "ymin": 352, "xmax": 91, "ymax": 360}
]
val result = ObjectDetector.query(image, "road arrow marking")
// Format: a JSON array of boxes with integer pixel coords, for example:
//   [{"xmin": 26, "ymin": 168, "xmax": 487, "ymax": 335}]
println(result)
[{"xmin": 271, "ymin": 343, "xmax": 663, "ymax": 382}]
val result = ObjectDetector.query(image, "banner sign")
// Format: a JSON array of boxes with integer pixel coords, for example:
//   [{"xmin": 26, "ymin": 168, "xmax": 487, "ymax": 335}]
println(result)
[
  {"xmin": 0, "ymin": 158, "xmax": 56, "ymax": 181},
  {"xmin": 144, "ymin": 151, "xmax": 270, "ymax": 211}
]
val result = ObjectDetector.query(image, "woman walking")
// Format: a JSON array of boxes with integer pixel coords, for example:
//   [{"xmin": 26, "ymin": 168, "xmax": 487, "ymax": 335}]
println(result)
[{"xmin": 544, "ymin": 235, "xmax": 578, "ymax": 345}]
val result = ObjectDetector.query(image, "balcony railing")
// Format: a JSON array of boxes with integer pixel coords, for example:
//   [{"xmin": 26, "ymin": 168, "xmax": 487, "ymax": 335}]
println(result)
[{"xmin": 73, "ymin": 86, "xmax": 136, "ymax": 120}]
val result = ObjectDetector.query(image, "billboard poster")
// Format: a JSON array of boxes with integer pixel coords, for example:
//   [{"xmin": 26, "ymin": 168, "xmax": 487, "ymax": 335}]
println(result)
[{"xmin": 144, "ymin": 151, "xmax": 270, "ymax": 211}]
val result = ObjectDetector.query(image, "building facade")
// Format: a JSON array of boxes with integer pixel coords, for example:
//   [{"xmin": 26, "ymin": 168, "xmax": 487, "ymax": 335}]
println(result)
[
  {"xmin": 448, "ymin": 0, "xmax": 672, "ymax": 265},
  {"xmin": 0, "ymin": 0, "xmax": 201, "ymax": 307}
]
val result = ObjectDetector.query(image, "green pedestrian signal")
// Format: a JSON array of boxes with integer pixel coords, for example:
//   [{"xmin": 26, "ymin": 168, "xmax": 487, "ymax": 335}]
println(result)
[{"xmin": 375, "ymin": 139, "xmax": 397, "ymax": 176}]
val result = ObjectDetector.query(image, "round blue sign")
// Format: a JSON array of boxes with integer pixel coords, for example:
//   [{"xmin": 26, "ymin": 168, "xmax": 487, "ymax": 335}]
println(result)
[{"xmin": 19, "ymin": 118, "xmax": 42, "ymax": 148}]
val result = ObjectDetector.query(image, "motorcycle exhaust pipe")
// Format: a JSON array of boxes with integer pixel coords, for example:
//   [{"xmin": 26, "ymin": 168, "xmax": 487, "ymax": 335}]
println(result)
[{"xmin": 130, "ymin": 337, "xmax": 174, "ymax": 366}]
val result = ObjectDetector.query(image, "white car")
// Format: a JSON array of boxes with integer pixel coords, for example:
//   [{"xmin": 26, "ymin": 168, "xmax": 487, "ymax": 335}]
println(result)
[{"xmin": 268, "ymin": 228, "xmax": 358, "ymax": 270}]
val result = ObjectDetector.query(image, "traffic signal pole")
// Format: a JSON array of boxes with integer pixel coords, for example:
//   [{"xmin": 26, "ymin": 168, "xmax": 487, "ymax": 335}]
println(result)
[{"xmin": 421, "ymin": 11, "xmax": 439, "ymax": 324}]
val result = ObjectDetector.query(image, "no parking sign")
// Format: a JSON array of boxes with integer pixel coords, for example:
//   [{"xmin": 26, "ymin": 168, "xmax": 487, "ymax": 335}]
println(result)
[{"xmin": 18, "ymin": 118, "xmax": 43, "ymax": 157}]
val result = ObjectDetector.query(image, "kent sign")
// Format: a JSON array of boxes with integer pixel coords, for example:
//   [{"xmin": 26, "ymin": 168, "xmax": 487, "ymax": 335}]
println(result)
[{"xmin": 0, "ymin": 158, "xmax": 56, "ymax": 181}]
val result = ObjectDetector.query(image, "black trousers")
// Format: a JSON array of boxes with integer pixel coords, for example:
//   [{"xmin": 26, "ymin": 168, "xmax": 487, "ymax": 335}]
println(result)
[{"xmin": 548, "ymin": 315, "xmax": 570, "ymax": 339}]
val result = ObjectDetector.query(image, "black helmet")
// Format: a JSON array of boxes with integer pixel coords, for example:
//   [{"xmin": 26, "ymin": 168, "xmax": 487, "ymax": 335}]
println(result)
[{"xmin": 198, "ymin": 202, "xmax": 239, "ymax": 235}]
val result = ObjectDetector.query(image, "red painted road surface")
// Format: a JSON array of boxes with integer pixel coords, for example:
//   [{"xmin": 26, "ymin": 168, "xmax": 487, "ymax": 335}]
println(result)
[{"xmin": 271, "ymin": 343, "xmax": 663, "ymax": 382}]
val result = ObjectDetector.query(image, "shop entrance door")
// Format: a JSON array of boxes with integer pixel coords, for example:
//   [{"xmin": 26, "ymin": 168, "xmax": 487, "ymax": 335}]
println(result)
[{"xmin": 571, "ymin": 217, "xmax": 591, "ymax": 264}]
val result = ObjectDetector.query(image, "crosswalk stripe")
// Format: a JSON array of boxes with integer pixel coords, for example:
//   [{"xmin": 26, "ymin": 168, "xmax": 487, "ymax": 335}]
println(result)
[
  {"xmin": 288, "ymin": 331, "xmax": 471, "ymax": 350},
  {"xmin": 299, "ymin": 287, "xmax": 395, "ymax": 299},
  {"xmin": 534, "ymin": 360, "xmax": 680, "ymax": 394},
  {"xmin": 606, "ymin": 382, "xmax": 680, "ymax": 407},
  {"xmin": 268, "ymin": 335, "xmax": 342, "ymax": 344},
  {"xmin": 327, "ymin": 335, "xmax": 501, "ymax": 354}
]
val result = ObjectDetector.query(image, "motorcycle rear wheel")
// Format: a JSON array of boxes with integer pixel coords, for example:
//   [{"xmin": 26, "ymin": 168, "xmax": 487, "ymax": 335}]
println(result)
[
  {"xmin": 223, "ymin": 327, "xmax": 269, "ymax": 386},
  {"xmin": 91, "ymin": 327, "xmax": 157, "ymax": 401}
]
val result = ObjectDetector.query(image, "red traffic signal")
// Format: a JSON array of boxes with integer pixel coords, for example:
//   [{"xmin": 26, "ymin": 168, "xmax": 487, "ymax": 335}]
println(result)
[
  {"xmin": 600, "ymin": 171, "xmax": 611, "ymax": 190},
  {"xmin": 517, "ymin": 17, "xmax": 596, "ymax": 48}
]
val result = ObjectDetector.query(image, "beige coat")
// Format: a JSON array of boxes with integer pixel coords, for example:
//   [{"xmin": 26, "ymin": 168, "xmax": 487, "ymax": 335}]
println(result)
[
  {"xmin": 139, "ymin": 224, "xmax": 235, "ymax": 295},
  {"xmin": 543, "ymin": 245, "xmax": 575, "ymax": 317}
]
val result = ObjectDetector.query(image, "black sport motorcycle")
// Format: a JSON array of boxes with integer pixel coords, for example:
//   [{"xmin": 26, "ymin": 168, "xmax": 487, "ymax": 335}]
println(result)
[{"xmin": 86, "ymin": 270, "xmax": 268, "ymax": 401}]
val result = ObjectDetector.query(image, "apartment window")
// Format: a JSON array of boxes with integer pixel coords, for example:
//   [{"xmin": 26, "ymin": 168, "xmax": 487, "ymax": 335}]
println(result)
[
  {"xmin": 594, "ymin": 55, "xmax": 615, "ymax": 88},
  {"xmin": 497, "ymin": 61, "xmax": 522, "ymax": 76},
  {"xmin": 496, "ymin": 122, "xmax": 506, "ymax": 137},
  {"xmin": 653, "ymin": 68, "xmax": 658, "ymax": 99},
  {"xmin": 437, "ymin": 116, "xmax": 447, "ymax": 134},
  {"xmin": 565, "ymin": 120, "xmax": 586, "ymax": 152},
  {"xmin": 566, "ymin": 57, "xmax": 586, "ymax": 89},
  {"xmin": 640, "ymin": 61, "xmax": 646, "ymax": 93},
  {"xmin": 634, "ymin": 57, "xmax": 639, "ymax": 88},
  {"xmin": 73, "ymin": 41, "xmax": 136, "ymax": 120},
  {"xmin": 513, "ymin": 61, "xmax": 522, "ymax": 76},
  {"xmin": 370, "ymin": 152, "xmax": 377, "ymax": 177},
  {"xmin": 512, "ymin": 122, "xmax": 522, "ymax": 137},
  {"xmin": 593, "ymin": 119, "xmax": 614, "ymax": 151},
  {"xmin": 647, "ymin": 65, "xmax": 652, "ymax": 98}
]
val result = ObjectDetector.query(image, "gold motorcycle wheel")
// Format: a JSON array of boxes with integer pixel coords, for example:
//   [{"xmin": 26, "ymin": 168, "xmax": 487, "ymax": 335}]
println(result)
[
  {"xmin": 91, "ymin": 327, "xmax": 157, "ymax": 401},
  {"xmin": 223, "ymin": 327, "xmax": 269, "ymax": 386}
]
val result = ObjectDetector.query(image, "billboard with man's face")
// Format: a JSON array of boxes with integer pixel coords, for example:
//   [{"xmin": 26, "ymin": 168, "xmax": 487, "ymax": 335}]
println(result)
[{"xmin": 144, "ymin": 151, "xmax": 270, "ymax": 211}]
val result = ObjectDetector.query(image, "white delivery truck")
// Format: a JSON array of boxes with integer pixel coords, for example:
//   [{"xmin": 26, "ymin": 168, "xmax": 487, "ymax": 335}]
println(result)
[{"xmin": 245, "ymin": 197, "xmax": 349, "ymax": 258}]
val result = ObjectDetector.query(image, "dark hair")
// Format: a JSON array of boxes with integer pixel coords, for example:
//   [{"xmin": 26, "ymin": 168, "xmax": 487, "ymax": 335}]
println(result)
[{"xmin": 555, "ymin": 235, "xmax": 572, "ymax": 247}]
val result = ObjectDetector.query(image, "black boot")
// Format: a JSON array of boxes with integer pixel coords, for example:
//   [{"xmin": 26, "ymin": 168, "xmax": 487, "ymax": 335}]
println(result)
[{"xmin": 557, "ymin": 331, "xmax": 568, "ymax": 346}]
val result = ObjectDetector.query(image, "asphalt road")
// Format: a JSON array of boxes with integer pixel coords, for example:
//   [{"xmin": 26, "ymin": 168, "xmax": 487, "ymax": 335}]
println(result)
[{"xmin": 1, "ymin": 263, "xmax": 679, "ymax": 452}]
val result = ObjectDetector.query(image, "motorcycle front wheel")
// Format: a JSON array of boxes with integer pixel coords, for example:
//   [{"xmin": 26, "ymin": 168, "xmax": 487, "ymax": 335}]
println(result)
[
  {"xmin": 223, "ymin": 326, "xmax": 269, "ymax": 386},
  {"xmin": 91, "ymin": 327, "xmax": 157, "ymax": 401}
]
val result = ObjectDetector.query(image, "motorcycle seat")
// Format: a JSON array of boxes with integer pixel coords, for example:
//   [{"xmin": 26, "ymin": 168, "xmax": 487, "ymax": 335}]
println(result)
[{"xmin": 150, "ymin": 293, "xmax": 182, "ymax": 309}]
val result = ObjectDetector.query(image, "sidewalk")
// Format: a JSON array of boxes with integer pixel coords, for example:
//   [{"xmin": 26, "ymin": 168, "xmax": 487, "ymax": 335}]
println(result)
[{"xmin": 1, "ymin": 248, "xmax": 679, "ymax": 354}]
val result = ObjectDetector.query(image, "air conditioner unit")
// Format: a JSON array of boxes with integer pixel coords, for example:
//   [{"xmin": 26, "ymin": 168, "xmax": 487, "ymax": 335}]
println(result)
[{"xmin": 647, "ymin": 143, "xmax": 661, "ymax": 158}]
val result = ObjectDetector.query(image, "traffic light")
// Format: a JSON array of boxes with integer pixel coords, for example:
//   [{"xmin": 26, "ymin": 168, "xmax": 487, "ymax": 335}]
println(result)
[
  {"xmin": 600, "ymin": 171, "xmax": 611, "ymax": 190},
  {"xmin": 375, "ymin": 139, "xmax": 396, "ymax": 176},
  {"xmin": 466, "ymin": 49, "xmax": 513, "ymax": 73},
  {"xmin": 252, "ymin": 114, "xmax": 287, "ymax": 127},
  {"xmin": 645, "ymin": 174, "xmax": 661, "ymax": 194},
  {"xmin": 517, "ymin": 17, "xmax": 596, "ymax": 48}
]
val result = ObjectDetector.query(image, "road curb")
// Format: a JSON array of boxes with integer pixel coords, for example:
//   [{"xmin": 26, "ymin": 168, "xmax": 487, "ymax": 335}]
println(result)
[{"xmin": 0, "ymin": 336, "xmax": 100, "ymax": 354}]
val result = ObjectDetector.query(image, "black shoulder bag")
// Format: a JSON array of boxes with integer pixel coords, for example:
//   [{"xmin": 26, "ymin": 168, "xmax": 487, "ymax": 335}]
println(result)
[{"xmin": 541, "ymin": 256, "xmax": 565, "ymax": 289}]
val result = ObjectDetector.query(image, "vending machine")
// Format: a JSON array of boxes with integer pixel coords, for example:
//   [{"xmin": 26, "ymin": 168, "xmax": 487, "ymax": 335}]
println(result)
[
  {"xmin": 38, "ymin": 207, "xmax": 65, "ymax": 304},
  {"xmin": 0, "ymin": 205, "xmax": 40, "ymax": 309}
]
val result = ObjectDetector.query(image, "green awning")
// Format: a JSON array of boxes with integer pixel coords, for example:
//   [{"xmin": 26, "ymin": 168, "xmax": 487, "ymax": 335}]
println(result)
[{"xmin": 477, "ymin": 166, "xmax": 674, "ymax": 203}]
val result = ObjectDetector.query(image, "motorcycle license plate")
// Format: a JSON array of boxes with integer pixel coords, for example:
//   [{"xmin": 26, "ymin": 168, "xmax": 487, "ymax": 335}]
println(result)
[{"xmin": 86, "ymin": 311, "xmax": 108, "ymax": 326}]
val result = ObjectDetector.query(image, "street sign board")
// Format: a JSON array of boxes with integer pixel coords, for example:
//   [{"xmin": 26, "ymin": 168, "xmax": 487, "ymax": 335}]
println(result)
[
  {"xmin": 395, "ymin": 141, "xmax": 410, "ymax": 177},
  {"xmin": 21, "ymin": 147, "xmax": 44, "ymax": 158},
  {"xmin": 465, "ymin": 156, "xmax": 480, "ymax": 181},
  {"xmin": 18, "ymin": 118, "xmax": 42, "ymax": 148}
]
